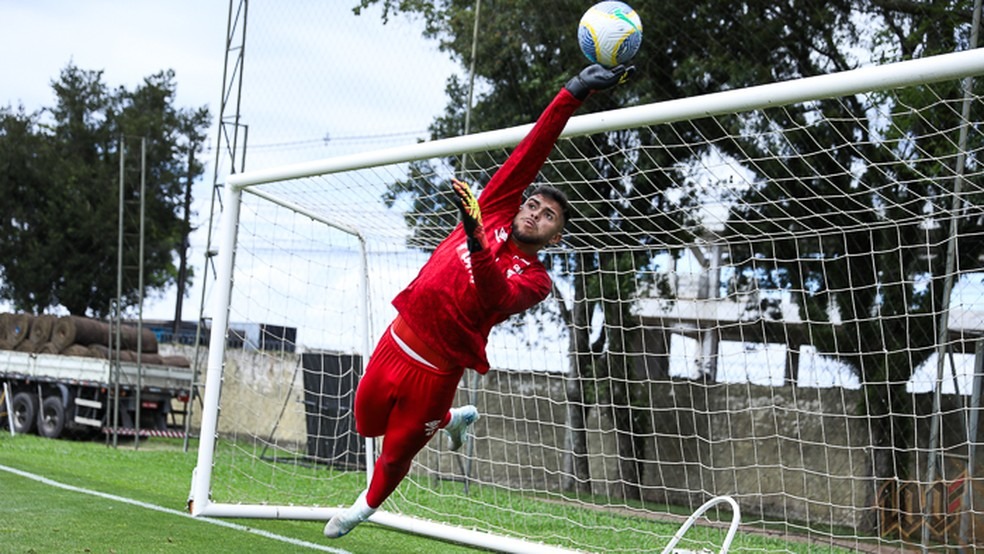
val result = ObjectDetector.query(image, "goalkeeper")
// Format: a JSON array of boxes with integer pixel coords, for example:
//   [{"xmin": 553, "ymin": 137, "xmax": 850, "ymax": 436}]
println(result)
[{"xmin": 325, "ymin": 63, "xmax": 633, "ymax": 539}]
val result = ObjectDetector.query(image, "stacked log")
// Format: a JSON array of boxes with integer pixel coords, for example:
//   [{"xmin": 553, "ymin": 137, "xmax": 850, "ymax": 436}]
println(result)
[
  {"xmin": 161, "ymin": 355, "xmax": 191, "ymax": 368},
  {"xmin": 62, "ymin": 344, "xmax": 91, "ymax": 357},
  {"xmin": 0, "ymin": 312, "xmax": 189, "ymax": 367},
  {"xmin": 0, "ymin": 312, "xmax": 8, "ymax": 349},
  {"xmin": 1, "ymin": 313, "xmax": 32, "ymax": 351},
  {"xmin": 28, "ymin": 314, "xmax": 57, "ymax": 350},
  {"xmin": 49, "ymin": 315, "xmax": 108, "ymax": 350},
  {"xmin": 86, "ymin": 343, "xmax": 111, "ymax": 359}
]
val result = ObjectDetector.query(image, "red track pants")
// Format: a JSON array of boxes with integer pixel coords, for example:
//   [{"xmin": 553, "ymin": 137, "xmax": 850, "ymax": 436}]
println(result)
[{"xmin": 354, "ymin": 325, "xmax": 464, "ymax": 508}]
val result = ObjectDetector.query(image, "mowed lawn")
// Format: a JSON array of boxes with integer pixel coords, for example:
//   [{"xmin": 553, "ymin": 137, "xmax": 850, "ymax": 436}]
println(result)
[
  {"xmin": 0, "ymin": 434, "xmax": 484, "ymax": 554},
  {"xmin": 0, "ymin": 433, "xmax": 862, "ymax": 553}
]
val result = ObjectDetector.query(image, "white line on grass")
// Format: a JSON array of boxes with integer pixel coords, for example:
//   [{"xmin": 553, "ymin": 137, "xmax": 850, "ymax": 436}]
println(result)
[{"xmin": 0, "ymin": 463, "xmax": 353, "ymax": 554}]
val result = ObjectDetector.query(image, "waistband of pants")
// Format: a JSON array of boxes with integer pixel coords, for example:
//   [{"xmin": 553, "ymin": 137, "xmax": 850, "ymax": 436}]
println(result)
[{"xmin": 391, "ymin": 314, "xmax": 452, "ymax": 371}]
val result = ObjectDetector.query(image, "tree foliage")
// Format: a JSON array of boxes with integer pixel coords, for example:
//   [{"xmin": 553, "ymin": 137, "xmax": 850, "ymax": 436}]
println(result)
[
  {"xmin": 356, "ymin": 0, "xmax": 984, "ymax": 492},
  {"xmin": 723, "ymin": 1, "xmax": 984, "ymax": 482},
  {"xmin": 0, "ymin": 64, "xmax": 211, "ymax": 317}
]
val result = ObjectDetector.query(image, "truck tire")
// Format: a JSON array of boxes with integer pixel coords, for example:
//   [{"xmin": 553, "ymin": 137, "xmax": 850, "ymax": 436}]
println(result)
[
  {"xmin": 144, "ymin": 406, "xmax": 168, "ymax": 430},
  {"xmin": 38, "ymin": 396, "xmax": 66, "ymax": 439},
  {"xmin": 11, "ymin": 392, "xmax": 38, "ymax": 434}
]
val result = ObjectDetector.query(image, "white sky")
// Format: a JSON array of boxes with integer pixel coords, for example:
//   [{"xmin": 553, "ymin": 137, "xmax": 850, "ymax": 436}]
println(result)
[
  {"xmin": 0, "ymin": 1, "xmax": 591, "ymax": 375},
  {"xmin": 0, "ymin": 1, "xmax": 459, "ymax": 323},
  {"xmin": 1, "ymin": 3, "xmax": 979, "ymax": 388},
  {"xmin": 2, "ymin": 1, "xmax": 225, "ymax": 120}
]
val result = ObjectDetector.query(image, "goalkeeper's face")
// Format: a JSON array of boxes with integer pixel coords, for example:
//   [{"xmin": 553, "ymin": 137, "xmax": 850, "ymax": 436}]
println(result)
[{"xmin": 511, "ymin": 194, "xmax": 564, "ymax": 250}]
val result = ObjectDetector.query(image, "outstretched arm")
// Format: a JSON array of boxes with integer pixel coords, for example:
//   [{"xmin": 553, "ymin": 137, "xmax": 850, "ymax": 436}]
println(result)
[{"xmin": 478, "ymin": 64, "xmax": 636, "ymax": 218}]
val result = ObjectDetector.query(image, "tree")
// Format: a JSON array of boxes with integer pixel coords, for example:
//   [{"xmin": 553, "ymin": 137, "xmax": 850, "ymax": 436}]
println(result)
[
  {"xmin": 357, "ymin": 0, "xmax": 983, "ymax": 508},
  {"xmin": 0, "ymin": 64, "xmax": 211, "ymax": 317},
  {"xmin": 724, "ymin": 1, "xmax": 984, "ymax": 494}
]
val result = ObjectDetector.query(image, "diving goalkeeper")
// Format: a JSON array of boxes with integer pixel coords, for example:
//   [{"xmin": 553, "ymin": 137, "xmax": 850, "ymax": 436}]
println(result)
[{"xmin": 325, "ymin": 63, "xmax": 634, "ymax": 539}]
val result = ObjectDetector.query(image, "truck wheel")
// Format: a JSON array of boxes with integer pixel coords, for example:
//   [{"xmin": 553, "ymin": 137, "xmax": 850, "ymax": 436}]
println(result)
[
  {"xmin": 11, "ymin": 392, "xmax": 38, "ymax": 434},
  {"xmin": 38, "ymin": 396, "xmax": 66, "ymax": 439},
  {"xmin": 145, "ymin": 407, "xmax": 167, "ymax": 430}
]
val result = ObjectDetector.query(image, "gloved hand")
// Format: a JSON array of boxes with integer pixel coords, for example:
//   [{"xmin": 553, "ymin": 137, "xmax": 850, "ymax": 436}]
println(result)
[
  {"xmin": 451, "ymin": 178, "xmax": 488, "ymax": 253},
  {"xmin": 564, "ymin": 63, "xmax": 635, "ymax": 100}
]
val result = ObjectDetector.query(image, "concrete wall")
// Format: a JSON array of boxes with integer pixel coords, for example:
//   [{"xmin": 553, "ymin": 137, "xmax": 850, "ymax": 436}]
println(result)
[
  {"xmin": 169, "ymin": 344, "xmax": 983, "ymax": 536},
  {"xmin": 417, "ymin": 372, "xmax": 876, "ymax": 529},
  {"xmin": 162, "ymin": 344, "xmax": 308, "ymax": 445}
]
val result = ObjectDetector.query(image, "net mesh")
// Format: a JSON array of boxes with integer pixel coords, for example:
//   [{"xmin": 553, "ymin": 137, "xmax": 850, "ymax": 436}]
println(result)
[{"xmin": 198, "ymin": 70, "xmax": 984, "ymax": 553}]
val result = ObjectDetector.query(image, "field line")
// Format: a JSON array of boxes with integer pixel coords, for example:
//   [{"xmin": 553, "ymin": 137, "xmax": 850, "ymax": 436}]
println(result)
[{"xmin": 0, "ymin": 462, "xmax": 353, "ymax": 554}]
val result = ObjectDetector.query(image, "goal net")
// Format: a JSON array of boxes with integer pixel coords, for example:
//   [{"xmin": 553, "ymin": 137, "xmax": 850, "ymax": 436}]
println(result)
[{"xmin": 189, "ymin": 50, "xmax": 984, "ymax": 553}]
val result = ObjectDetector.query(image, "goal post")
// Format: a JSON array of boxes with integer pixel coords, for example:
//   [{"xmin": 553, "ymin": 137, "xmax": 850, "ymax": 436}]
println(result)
[
  {"xmin": 189, "ymin": 48, "xmax": 984, "ymax": 553},
  {"xmin": 214, "ymin": 49, "xmax": 984, "ymax": 189}
]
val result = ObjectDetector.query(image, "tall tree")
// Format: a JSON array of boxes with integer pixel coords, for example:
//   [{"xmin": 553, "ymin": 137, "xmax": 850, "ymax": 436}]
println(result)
[
  {"xmin": 357, "ymin": 0, "xmax": 982, "ymax": 509},
  {"xmin": 725, "ymin": 1, "xmax": 984, "ymax": 495},
  {"xmin": 0, "ymin": 64, "xmax": 211, "ymax": 317}
]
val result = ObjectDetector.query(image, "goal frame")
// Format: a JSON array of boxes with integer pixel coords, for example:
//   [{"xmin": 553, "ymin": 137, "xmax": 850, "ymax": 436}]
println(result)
[{"xmin": 187, "ymin": 48, "xmax": 984, "ymax": 552}]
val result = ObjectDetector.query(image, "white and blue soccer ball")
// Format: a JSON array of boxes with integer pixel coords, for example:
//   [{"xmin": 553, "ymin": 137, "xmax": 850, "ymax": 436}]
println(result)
[{"xmin": 577, "ymin": 1, "xmax": 643, "ymax": 68}]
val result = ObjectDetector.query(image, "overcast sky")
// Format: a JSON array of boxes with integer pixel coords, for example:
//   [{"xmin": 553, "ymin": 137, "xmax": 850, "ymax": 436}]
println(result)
[
  {"xmin": 0, "ymin": 2, "xmax": 456, "ymax": 139},
  {"xmin": 1, "ymin": 3, "xmax": 979, "ymax": 388},
  {"xmin": 0, "ymin": 2, "xmax": 604, "ymax": 374},
  {"xmin": 0, "ymin": 1, "xmax": 459, "ymax": 322}
]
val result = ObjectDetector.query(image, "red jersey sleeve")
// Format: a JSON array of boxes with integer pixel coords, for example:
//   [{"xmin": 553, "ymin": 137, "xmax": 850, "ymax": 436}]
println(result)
[
  {"xmin": 469, "ymin": 247, "xmax": 552, "ymax": 314},
  {"xmin": 391, "ymin": 87, "xmax": 582, "ymax": 375},
  {"xmin": 477, "ymin": 88, "xmax": 582, "ymax": 220}
]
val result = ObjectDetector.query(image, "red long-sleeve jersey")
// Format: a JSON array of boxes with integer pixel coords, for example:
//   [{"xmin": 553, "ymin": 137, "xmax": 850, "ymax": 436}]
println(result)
[{"xmin": 391, "ymin": 87, "xmax": 582, "ymax": 374}]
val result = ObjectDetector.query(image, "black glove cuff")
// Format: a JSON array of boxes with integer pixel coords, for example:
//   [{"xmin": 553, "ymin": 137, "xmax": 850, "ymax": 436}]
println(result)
[{"xmin": 565, "ymin": 75, "xmax": 591, "ymax": 101}]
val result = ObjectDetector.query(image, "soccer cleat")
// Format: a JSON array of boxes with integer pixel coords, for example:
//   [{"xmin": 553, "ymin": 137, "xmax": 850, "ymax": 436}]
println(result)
[
  {"xmin": 444, "ymin": 405, "xmax": 479, "ymax": 451},
  {"xmin": 323, "ymin": 490, "xmax": 375, "ymax": 538}
]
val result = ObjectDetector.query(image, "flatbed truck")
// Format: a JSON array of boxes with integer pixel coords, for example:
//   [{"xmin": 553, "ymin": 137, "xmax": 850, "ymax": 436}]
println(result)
[{"xmin": 1, "ymin": 349, "xmax": 194, "ymax": 439}]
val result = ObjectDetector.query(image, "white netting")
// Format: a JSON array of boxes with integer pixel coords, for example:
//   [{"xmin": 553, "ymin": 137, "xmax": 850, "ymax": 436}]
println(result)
[{"xmin": 193, "ymin": 52, "xmax": 984, "ymax": 553}]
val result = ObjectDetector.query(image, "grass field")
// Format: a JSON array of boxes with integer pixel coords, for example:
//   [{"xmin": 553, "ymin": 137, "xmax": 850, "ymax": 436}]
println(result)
[
  {"xmin": 0, "ymin": 433, "xmax": 861, "ymax": 553},
  {"xmin": 0, "ymin": 434, "xmax": 480, "ymax": 553}
]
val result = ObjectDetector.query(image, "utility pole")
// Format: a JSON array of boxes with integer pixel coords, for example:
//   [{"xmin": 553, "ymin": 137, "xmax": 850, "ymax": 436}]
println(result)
[{"xmin": 173, "ymin": 144, "xmax": 195, "ymax": 340}]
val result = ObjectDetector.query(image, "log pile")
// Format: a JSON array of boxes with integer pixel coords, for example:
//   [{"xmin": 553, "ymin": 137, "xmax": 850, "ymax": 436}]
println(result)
[{"xmin": 0, "ymin": 312, "xmax": 190, "ymax": 367}]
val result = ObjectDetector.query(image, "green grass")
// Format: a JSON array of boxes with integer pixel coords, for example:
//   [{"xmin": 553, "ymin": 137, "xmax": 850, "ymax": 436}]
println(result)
[
  {"xmin": 0, "ymin": 434, "xmax": 479, "ymax": 554},
  {"xmin": 0, "ymin": 433, "xmax": 860, "ymax": 553}
]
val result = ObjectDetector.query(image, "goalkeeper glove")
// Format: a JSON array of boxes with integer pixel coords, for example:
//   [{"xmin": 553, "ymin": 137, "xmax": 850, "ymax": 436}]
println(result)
[
  {"xmin": 452, "ymin": 178, "xmax": 488, "ymax": 253},
  {"xmin": 564, "ymin": 63, "xmax": 635, "ymax": 101}
]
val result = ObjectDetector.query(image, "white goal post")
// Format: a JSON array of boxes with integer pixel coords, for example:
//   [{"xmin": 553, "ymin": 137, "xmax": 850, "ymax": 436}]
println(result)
[{"xmin": 189, "ymin": 48, "xmax": 984, "ymax": 553}]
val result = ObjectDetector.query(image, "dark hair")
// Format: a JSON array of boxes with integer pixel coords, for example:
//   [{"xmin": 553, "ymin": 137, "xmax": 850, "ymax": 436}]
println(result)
[{"xmin": 527, "ymin": 185, "xmax": 572, "ymax": 229}]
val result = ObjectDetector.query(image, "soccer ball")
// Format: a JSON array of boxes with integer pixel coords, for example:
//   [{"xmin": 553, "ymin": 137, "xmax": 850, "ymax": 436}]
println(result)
[{"xmin": 577, "ymin": 1, "xmax": 643, "ymax": 68}]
